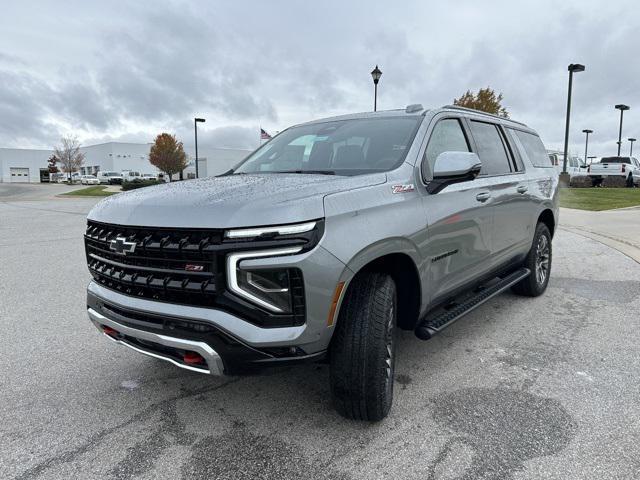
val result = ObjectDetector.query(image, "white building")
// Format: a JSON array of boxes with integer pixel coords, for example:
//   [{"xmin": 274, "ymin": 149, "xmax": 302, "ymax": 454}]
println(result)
[{"xmin": 0, "ymin": 142, "xmax": 252, "ymax": 183}]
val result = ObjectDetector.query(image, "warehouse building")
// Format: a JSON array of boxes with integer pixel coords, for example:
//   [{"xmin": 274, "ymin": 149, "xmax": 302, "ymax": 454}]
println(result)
[{"xmin": 0, "ymin": 142, "xmax": 252, "ymax": 183}]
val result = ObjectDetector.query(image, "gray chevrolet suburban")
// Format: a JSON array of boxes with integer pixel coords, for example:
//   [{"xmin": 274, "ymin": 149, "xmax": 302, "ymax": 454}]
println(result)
[{"xmin": 85, "ymin": 105, "xmax": 558, "ymax": 421}]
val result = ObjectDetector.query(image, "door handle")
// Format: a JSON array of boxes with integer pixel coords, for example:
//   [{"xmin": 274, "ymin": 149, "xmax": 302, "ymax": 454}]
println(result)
[
  {"xmin": 475, "ymin": 192, "xmax": 491, "ymax": 202},
  {"xmin": 517, "ymin": 185, "xmax": 528, "ymax": 194}
]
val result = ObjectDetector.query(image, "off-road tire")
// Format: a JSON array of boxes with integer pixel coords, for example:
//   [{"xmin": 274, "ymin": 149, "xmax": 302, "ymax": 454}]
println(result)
[
  {"xmin": 329, "ymin": 273, "xmax": 397, "ymax": 421},
  {"xmin": 512, "ymin": 223, "xmax": 552, "ymax": 297}
]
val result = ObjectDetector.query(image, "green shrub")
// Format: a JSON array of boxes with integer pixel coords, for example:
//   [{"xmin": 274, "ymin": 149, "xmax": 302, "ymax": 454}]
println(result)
[{"xmin": 121, "ymin": 179, "xmax": 164, "ymax": 191}]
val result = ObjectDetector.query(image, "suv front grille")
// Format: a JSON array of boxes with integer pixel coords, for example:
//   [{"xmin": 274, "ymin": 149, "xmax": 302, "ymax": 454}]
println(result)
[
  {"xmin": 85, "ymin": 221, "xmax": 222, "ymax": 308},
  {"xmin": 84, "ymin": 220, "xmax": 313, "ymax": 327}
]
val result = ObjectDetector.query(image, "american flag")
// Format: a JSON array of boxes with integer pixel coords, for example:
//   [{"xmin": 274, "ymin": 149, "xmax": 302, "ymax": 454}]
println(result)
[{"xmin": 260, "ymin": 128, "xmax": 272, "ymax": 140}]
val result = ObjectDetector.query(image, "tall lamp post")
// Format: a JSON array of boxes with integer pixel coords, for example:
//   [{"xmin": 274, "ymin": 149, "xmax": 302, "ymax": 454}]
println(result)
[
  {"xmin": 371, "ymin": 65, "xmax": 382, "ymax": 112},
  {"xmin": 561, "ymin": 64, "xmax": 585, "ymax": 181},
  {"xmin": 582, "ymin": 129, "xmax": 593, "ymax": 166},
  {"xmin": 615, "ymin": 104, "xmax": 629, "ymax": 156},
  {"xmin": 629, "ymin": 138, "xmax": 637, "ymax": 157},
  {"xmin": 194, "ymin": 117, "xmax": 206, "ymax": 178}
]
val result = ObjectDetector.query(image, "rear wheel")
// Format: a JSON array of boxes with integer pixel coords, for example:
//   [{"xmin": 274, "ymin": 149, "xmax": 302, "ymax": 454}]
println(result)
[
  {"xmin": 329, "ymin": 273, "xmax": 397, "ymax": 421},
  {"xmin": 627, "ymin": 174, "xmax": 634, "ymax": 188},
  {"xmin": 512, "ymin": 223, "xmax": 552, "ymax": 297}
]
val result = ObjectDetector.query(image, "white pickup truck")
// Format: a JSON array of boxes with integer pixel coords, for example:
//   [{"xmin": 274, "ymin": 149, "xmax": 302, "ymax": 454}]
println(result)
[
  {"xmin": 588, "ymin": 156, "xmax": 640, "ymax": 187},
  {"xmin": 547, "ymin": 151, "xmax": 588, "ymax": 180}
]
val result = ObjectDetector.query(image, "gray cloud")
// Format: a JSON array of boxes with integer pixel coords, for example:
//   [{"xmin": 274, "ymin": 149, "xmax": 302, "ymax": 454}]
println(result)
[{"xmin": 1, "ymin": 0, "xmax": 639, "ymax": 158}]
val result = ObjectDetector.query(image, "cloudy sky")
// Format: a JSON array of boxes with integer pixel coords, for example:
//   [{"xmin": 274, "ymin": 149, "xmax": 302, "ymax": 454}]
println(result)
[{"xmin": 1, "ymin": 0, "xmax": 639, "ymax": 157}]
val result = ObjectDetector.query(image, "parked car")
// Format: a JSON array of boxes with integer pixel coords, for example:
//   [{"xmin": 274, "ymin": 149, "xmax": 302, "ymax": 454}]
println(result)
[
  {"xmin": 141, "ymin": 173, "xmax": 158, "ymax": 181},
  {"xmin": 588, "ymin": 156, "xmax": 640, "ymax": 187},
  {"xmin": 84, "ymin": 105, "xmax": 558, "ymax": 421},
  {"xmin": 50, "ymin": 172, "xmax": 66, "ymax": 183},
  {"xmin": 97, "ymin": 171, "xmax": 123, "ymax": 185},
  {"xmin": 548, "ymin": 151, "xmax": 588, "ymax": 179},
  {"xmin": 80, "ymin": 175, "xmax": 100, "ymax": 185},
  {"xmin": 121, "ymin": 170, "xmax": 141, "ymax": 183},
  {"xmin": 58, "ymin": 172, "xmax": 81, "ymax": 183}
]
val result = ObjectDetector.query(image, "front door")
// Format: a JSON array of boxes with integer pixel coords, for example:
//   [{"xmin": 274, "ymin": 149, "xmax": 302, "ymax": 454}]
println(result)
[{"xmin": 419, "ymin": 116, "xmax": 494, "ymax": 303}]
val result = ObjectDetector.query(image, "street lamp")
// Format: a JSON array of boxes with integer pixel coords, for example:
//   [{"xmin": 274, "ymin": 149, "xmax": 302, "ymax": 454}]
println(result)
[
  {"xmin": 582, "ymin": 129, "xmax": 593, "ymax": 166},
  {"xmin": 615, "ymin": 104, "xmax": 629, "ymax": 156},
  {"xmin": 370, "ymin": 65, "xmax": 382, "ymax": 112},
  {"xmin": 194, "ymin": 117, "xmax": 206, "ymax": 178},
  {"xmin": 561, "ymin": 64, "xmax": 585, "ymax": 178},
  {"xmin": 629, "ymin": 137, "xmax": 637, "ymax": 157}
]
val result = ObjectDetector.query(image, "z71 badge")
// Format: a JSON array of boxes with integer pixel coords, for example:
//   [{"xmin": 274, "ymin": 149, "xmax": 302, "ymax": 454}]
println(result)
[{"xmin": 391, "ymin": 184, "xmax": 415, "ymax": 194}]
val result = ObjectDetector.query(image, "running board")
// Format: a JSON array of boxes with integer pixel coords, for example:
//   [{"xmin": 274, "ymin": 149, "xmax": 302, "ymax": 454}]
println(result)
[{"xmin": 414, "ymin": 268, "xmax": 530, "ymax": 340}]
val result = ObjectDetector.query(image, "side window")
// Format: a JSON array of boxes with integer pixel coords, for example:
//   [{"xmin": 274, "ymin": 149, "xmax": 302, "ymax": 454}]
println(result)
[
  {"xmin": 510, "ymin": 129, "xmax": 552, "ymax": 168},
  {"xmin": 423, "ymin": 118, "xmax": 470, "ymax": 178},
  {"xmin": 468, "ymin": 121, "xmax": 513, "ymax": 175}
]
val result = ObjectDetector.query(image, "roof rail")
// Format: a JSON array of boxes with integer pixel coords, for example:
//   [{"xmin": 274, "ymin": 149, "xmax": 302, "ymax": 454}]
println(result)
[
  {"xmin": 405, "ymin": 103, "xmax": 424, "ymax": 113},
  {"xmin": 441, "ymin": 105, "xmax": 528, "ymax": 126}
]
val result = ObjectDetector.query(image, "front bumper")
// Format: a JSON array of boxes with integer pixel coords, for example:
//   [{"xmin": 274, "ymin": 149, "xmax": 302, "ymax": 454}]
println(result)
[
  {"xmin": 86, "ymin": 244, "xmax": 349, "ymax": 375},
  {"xmin": 88, "ymin": 307, "xmax": 225, "ymax": 375}
]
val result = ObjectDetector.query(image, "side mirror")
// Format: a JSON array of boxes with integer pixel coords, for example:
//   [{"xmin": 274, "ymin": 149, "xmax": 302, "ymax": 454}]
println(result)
[{"xmin": 427, "ymin": 152, "xmax": 482, "ymax": 194}]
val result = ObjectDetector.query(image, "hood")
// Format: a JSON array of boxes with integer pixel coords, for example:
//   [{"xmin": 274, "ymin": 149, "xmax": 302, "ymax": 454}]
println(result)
[{"xmin": 88, "ymin": 173, "xmax": 386, "ymax": 228}]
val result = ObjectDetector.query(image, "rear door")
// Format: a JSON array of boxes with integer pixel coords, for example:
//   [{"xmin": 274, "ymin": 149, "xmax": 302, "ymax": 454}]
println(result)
[
  {"xmin": 420, "ymin": 116, "xmax": 494, "ymax": 302},
  {"xmin": 466, "ymin": 119, "xmax": 531, "ymax": 264}
]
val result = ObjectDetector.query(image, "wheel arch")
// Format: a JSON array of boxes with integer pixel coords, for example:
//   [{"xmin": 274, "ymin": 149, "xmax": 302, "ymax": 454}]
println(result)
[
  {"xmin": 340, "ymin": 247, "xmax": 422, "ymax": 331},
  {"xmin": 538, "ymin": 208, "xmax": 556, "ymax": 238}
]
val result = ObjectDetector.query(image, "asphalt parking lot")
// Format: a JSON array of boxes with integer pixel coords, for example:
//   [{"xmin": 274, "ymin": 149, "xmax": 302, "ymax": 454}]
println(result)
[{"xmin": 1, "ymin": 186, "xmax": 640, "ymax": 480}]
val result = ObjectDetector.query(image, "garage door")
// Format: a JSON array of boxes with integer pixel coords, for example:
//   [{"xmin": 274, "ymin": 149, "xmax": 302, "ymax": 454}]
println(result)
[{"xmin": 10, "ymin": 168, "xmax": 30, "ymax": 182}]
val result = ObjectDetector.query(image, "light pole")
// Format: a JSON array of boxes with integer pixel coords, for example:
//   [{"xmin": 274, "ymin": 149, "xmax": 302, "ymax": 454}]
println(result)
[
  {"xmin": 582, "ymin": 129, "xmax": 593, "ymax": 166},
  {"xmin": 194, "ymin": 117, "xmax": 206, "ymax": 178},
  {"xmin": 562, "ymin": 64, "xmax": 585, "ymax": 179},
  {"xmin": 615, "ymin": 104, "xmax": 629, "ymax": 156},
  {"xmin": 371, "ymin": 65, "xmax": 382, "ymax": 112},
  {"xmin": 630, "ymin": 138, "xmax": 637, "ymax": 157}
]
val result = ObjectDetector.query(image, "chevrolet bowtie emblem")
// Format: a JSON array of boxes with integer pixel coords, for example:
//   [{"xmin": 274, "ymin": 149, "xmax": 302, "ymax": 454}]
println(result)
[{"xmin": 109, "ymin": 236, "xmax": 136, "ymax": 255}]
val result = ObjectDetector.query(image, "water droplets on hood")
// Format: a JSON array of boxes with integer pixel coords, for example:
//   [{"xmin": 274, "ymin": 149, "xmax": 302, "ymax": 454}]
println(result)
[{"xmin": 88, "ymin": 172, "xmax": 386, "ymax": 229}]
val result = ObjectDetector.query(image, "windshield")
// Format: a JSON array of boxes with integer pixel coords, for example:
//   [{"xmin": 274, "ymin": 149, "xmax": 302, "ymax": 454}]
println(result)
[{"xmin": 233, "ymin": 116, "xmax": 422, "ymax": 176}]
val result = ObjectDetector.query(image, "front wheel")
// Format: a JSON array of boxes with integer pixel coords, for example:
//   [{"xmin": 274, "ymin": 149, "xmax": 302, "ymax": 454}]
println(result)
[
  {"xmin": 329, "ymin": 273, "xmax": 397, "ymax": 421},
  {"xmin": 512, "ymin": 223, "xmax": 552, "ymax": 297}
]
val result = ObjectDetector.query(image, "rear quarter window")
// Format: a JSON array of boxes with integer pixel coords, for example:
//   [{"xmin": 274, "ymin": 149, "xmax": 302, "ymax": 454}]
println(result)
[{"xmin": 511, "ymin": 129, "xmax": 552, "ymax": 168}]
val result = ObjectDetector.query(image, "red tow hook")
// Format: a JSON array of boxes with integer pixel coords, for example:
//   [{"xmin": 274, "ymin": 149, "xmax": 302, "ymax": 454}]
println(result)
[
  {"xmin": 183, "ymin": 351, "xmax": 205, "ymax": 365},
  {"xmin": 103, "ymin": 326, "xmax": 118, "ymax": 337}
]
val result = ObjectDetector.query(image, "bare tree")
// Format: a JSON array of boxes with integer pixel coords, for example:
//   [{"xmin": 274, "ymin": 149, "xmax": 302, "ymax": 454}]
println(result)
[{"xmin": 54, "ymin": 136, "xmax": 85, "ymax": 182}]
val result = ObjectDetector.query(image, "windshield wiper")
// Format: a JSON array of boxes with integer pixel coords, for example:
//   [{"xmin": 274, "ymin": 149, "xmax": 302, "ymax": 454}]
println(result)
[
  {"xmin": 273, "ymin": 170, "xmax": 336, "ymax": 175},
  {"xmin": 217, "ymin": 169, "xmax": 248, "ymax": 176}
]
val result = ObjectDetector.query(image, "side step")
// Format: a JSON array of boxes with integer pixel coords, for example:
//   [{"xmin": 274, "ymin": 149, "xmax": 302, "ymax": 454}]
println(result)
[{"xmin": 414, "ymin": 268, "xmax": 530, "ymax": 340}]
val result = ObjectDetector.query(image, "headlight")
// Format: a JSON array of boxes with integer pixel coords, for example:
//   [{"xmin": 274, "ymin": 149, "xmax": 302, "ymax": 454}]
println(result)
[
  {"xmin": 227, "ymin": 247, "xmax": 303, "ymax": 313},
  {"xmin": 225, "ymin": 221, "xmax": 316, "ymax": 239},
  {"xmin": 237, "ymin": 269, "xmax": 294, "ymax": 312}
]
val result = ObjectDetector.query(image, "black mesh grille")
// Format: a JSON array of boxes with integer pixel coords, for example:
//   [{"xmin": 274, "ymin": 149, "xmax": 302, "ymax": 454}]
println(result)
[{"xmin": 85, "ymin": 220, "xmax": 308, "ymax": 327}]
